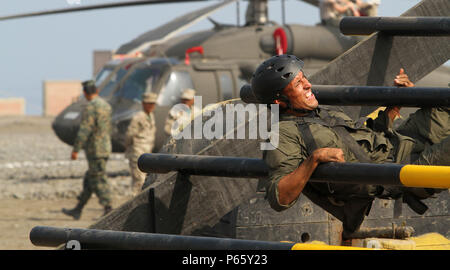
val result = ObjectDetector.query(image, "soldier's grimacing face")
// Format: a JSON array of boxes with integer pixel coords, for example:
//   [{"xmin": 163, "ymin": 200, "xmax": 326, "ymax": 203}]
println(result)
[{"xmin": 282, "ymin": 71, "xmax": 318, "ymax": 111}]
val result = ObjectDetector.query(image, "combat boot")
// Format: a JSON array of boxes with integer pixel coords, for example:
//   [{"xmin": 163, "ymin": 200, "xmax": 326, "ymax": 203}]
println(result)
[{"xmin": 62, "ymin": 203, "xmax": 84, "ymax": 220}]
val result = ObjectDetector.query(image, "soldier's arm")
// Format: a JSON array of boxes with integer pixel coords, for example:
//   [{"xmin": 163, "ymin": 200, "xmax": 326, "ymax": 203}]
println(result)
[
  {"xmin": 125, "ymin": 116, "xmax": 140, "ymax": 147},
  {"xmin": 369, "ymin": 68, "xmax": 415, "ymax": 131},
  {"xmin": 72, "ymin": 105, "xmax": 94, "ymax": 154},
  {"xmin": 277, "ymin": 148, "xmax": 345, "ymax": 206},
  {"xmin": 385, "ymin": 68, "xmax": 415, "ymax": 122},
  {"xmin": 265, "ymin": 122, "xmax": 345, "ymax": 210}
]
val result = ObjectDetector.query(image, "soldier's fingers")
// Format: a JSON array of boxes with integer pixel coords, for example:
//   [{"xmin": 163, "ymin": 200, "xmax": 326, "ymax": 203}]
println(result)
[{"xmin": 396, "ymin": 74, "xmax": 408, "ymax": 80}]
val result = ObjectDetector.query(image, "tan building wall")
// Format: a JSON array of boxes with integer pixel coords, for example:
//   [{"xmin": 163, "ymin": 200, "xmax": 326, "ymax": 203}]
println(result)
[
  {"xmin": 43, "ymin": 80, "xmax": 82, "ymax": 117},
  {"xmin": 0, "ymin": 98, "xmax": 25, "ymax": 116}
]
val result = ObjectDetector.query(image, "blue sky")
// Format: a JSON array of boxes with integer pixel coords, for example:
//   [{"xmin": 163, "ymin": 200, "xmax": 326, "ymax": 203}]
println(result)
[{"xmin": 0, "ymin": 0, "xmax": 436, "ymax": 115}]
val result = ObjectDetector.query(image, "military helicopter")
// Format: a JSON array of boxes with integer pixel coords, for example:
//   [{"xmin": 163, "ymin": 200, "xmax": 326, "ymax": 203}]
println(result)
[
  {"xmin": 47, "ymin": 0, "xmax": 363, "ymax": 152},
  {"xmin": 4, "ymin": 0, "xmax": 443, "ymax": 153}
]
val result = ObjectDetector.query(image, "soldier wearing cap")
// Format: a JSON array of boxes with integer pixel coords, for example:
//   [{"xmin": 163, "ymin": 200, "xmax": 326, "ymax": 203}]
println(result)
[
  {"xmin": 125, "ymin": 92, "xmax": 158, "ymax": 195},
  {"xmin": 62, "ymin": 80, "xmax": 113, "ymax": 220},
  {"xmin": 164, "ymin": 88, "xmax": 197, "ymax": 136}
]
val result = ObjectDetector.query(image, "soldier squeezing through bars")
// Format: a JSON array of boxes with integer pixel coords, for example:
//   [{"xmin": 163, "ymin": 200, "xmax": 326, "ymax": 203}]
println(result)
[
  {"xmin": 62, "ymin": 80, "xmax": 113, "ymax": 220},
  {"xmin": 249, "ymin": 55, "xmax": 449, "ymax": 238}
]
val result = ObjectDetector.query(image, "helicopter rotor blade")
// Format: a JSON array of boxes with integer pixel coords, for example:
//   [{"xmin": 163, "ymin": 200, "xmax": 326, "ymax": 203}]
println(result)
[
  {"xmin": 116, "ymin": 0, "xmax": 238, "ymax": 55},
  {"xmin": 0, "ymin": 0, "xmax": 209, "ymax": 21},
  {"xmin": 298, "ymin": 0, "xmax": 319, "ymax": 7}
]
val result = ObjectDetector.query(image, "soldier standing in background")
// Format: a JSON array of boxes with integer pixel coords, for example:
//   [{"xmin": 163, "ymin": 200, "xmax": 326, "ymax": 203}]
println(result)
[
  {"xmin": 164, "ymin": 88, "xmax": 196, "ymax": 136},
  {"xmin": 62, "ymin": 80, "xmax": 113, "ymax": 220},
  {"xmin": 352, "ymin": 0, "xmax": 380, "ymax": 17},
  {"xmin": 125, "ymin": 92, "xmax": 158, "ymax": 195},
  {"xmin": 319, "ymin": 0, "xmax": 360, "ymax": 27}
]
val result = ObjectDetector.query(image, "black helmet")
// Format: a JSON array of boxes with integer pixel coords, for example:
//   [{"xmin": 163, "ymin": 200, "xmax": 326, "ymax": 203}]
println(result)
[{"xmin": 251, "ymin": 54, "xmax": 304, "ymax": 104}]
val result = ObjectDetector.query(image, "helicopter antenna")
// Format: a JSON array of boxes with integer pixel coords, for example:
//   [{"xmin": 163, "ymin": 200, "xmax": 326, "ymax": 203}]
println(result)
[{"xmin": 298, "ymin": 0, "xmax": 320, "ymax": 7}]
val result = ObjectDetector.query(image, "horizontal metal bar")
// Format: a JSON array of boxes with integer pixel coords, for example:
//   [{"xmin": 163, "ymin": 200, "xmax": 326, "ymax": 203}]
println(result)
[
  {"xmin": 312, "ymin": 85, "xmax": 450, "ymax": 107},
  {"xmin": 138, "ymin": 153, "xmax": 269, "ymax": 178},
  {"xmin": 340, "ymin": 17, "xmax": 450, "ymax": 36},
  {"xmin": 240, "ymin": 84, "xmax": 450, "ymax": 107},
  {"xmin": 30, "ymin": 226, "xmax": 295, "ymax": 250},
  {"xmin": 138, "ymin": 154, "xmax": 450, "ymax": 188}
]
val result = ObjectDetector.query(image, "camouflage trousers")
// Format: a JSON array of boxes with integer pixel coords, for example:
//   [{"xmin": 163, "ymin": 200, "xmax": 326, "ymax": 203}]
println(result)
[
  {"xmin": 77, "ymin": 157, "xmax": 112, "ymax": 207},
  {"xmin": 396, "ymin": 106, "xmax": 450, "ymax": 166},
  {"xmin": 128, "ymin": 158, "xmax": 146, "ymax": 195},
  {"xmin": 394, "ymin": 106, "xmax": 450, "ymax": 199}
]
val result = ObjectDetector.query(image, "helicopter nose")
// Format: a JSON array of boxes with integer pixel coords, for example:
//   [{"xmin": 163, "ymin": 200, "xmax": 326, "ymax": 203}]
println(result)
[{"xmin": 52, "ymin": 118, "xmax": 79, "ymax": 146}]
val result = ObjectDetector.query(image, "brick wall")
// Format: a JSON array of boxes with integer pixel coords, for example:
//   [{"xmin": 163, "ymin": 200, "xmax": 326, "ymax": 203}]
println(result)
[
  {"xmin": 43, "ymin": 80, "xmax": 82, "ymax": 117},
  {"xmin": 0, "ymin": 98, "xmax": 25, "ymax": 116}
]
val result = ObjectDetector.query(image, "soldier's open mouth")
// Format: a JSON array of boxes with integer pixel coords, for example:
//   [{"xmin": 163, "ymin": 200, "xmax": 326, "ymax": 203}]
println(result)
[{"xmin": 305, "ymin": 91, "xmax": 314, "ymax": 100}]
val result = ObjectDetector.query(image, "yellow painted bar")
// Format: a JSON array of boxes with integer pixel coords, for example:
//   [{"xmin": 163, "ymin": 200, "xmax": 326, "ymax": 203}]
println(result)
[
  {"xmin": 399, "ymin": 165, "xmax": 450, "ymax": 189},
  {"xmin": 291, "ymin": 243, "xmax": 371, "ymax": 250}
]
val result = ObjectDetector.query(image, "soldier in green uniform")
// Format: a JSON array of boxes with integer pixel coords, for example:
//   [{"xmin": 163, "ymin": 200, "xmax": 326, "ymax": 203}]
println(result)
[
  {"xmin": 62, "ymin": 80, "xmax": 113, "ymax": 220},
  {"xmin": 249, "ymin": 55, "xmax": 449, "ymax": 236},
  {"xmin": 125, "ymin": 92, "xmax": 157, "ymax": 195}
]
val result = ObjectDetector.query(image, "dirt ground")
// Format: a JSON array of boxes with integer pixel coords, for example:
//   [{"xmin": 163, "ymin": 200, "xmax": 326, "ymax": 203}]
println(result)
[
  {"xmin": 0, "ymin": 196, "xmax": 131, "ymax": 250},
  {"xmin": 0, "ymin": 116, "xmax": 133, "ymax": 250}
]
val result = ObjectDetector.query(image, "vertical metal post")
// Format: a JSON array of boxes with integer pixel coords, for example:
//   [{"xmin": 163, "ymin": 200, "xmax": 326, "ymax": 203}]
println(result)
[
  {"xmin": 281, "ymin": 0, "xmax": 286, "ymax": 25},
  {"xmin": 236, "ymin": 0, "xmax": 240, "ymax": 26}
]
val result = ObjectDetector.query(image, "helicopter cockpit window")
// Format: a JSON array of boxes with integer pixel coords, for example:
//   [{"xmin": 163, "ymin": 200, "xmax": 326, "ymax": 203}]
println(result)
[
  {"xmin": 99, "ymin": 67, "xmax": 128, "ymax": 97},
  {"xmin": 95, "ymin": 68, "xmax": 113, "ymax": 88},
  {"xmin": 157, "ymin": 71, "xmax": 194, "ymax": 106},
  {"xmin": 117, "ymin": 68, "xmax": 161, "ymax": 102}
]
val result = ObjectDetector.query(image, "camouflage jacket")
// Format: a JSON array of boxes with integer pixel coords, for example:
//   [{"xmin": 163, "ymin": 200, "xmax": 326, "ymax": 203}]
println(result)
[
  {"xmin": 125, "ymin": 111, "xmax": 156, "ymax": 160},
  {"xmin": 73, "ymin": 96, "xmax": 112, "ymax": 159}
]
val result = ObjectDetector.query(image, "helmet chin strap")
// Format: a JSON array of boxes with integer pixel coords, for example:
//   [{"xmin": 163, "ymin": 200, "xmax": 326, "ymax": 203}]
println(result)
[{"xmin": 279, "ymin": 94, "xmax": 311, "ymax": 114}]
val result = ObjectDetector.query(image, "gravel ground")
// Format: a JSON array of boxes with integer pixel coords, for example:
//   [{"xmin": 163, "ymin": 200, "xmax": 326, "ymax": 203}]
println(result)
[
  {"xmin": 0, "ymin": 115, "xmax": 134, "ymax": 200},
  {"xmin": 0, "ymin": 115, "xmax": 136, "ymax": 249}
]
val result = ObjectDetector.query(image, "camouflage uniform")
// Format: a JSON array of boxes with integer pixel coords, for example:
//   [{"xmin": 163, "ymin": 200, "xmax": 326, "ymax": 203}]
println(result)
[
  {"xmin": 73, "ymin": 96, "xmax": 112, "ymax": 208},
  {"xmin": 125, "ymin": 110, "xmax": 156, "ymax": 194},
  {"xmin": 264, "ymin": 106, "xmax": 449, "ymax": 232}
]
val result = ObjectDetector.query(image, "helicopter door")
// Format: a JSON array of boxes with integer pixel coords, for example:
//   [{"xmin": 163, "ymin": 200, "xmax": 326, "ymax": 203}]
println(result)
[{"xmin": 190, "ymin": 71, "xmax": 219, "ymax": 104}]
